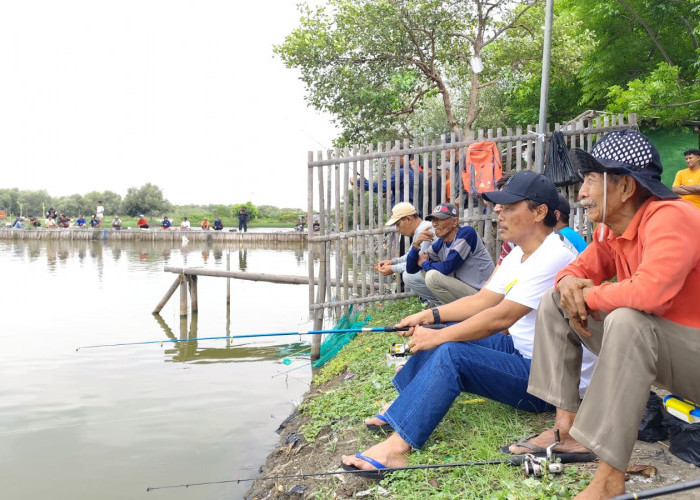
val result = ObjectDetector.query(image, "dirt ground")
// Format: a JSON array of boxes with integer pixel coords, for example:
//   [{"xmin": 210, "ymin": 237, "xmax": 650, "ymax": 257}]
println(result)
[{"xmin": 245, "ymin": 379, "xmax": 699, "ymax": 499}]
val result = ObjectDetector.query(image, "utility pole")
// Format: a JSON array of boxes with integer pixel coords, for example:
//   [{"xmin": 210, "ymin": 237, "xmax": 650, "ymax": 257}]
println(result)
[{"xmin": 535, "ymin": 0, "xmax": 554, "ymax": 173}]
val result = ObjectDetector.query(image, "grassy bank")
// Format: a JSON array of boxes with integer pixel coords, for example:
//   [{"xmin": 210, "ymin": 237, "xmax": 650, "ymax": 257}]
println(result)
[{"xmin": 275, "ymin": 298, "xmax": 592, "ymax": 498}]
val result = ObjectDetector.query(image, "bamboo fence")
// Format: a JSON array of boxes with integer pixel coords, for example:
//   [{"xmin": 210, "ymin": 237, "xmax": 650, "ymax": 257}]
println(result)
[{"xmin": 306, "ymin": 113, "xmax": 639, "ymax": 328}]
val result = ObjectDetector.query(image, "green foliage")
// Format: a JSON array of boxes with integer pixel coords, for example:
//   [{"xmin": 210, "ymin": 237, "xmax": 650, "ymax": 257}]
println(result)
[
  {"xmin": 121, "ymin": 183, "xmax": 172, "ymax": 216},
  {"xmin": 276, "ymin": 0, "xmax": 543, "ymax": 144},
  {"xmin": 231, "ymin": 201, "xmax": 258, "ymax": 220}
]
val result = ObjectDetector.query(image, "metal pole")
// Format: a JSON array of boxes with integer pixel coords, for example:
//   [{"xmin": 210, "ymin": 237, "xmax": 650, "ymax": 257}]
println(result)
[{"xmin": 535, "ymin": 0, "xmax": 554, "ymax": 173}]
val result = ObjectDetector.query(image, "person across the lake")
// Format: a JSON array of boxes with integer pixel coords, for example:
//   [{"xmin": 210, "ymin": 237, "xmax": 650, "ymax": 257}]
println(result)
[
  {"xmin": 180, "ymin": 217, "xmax": 191, "ymax": 230},
  {"xmin": 76, "ymin": 215, "xmax": 86, "ymax": 227},
  {"xmin": 89, "ymin": 215, "xmax": 99, "ymax": 228},
  {"xmin": 160, "ymin": 216, "xmax": 172, "ymax": 230},
  {"xmin": 376, "ymin": 202, "xmax": 439, "ymax": 305},
  {"xmin": 512, "ymin": 129, "xmax": 700, "ymax": 499},
  {"xmin": 405, "ymin": 203, "xmax": 494, "ymax": 305},
  {"xmin": 201, "ymin": 218, "xmax": 210, "ymax": 230},
  {"xmin": 96, "ymin": 201, "xmax": 104, "ymax": 228},
  {"xmin": 213, "ymin": 217, "xmax": 223, "ymax": 230},
  {"xmin": 137, "ymin": 215, "xmax": 149, "ymax": 229},
  {"xmin": 342, "ymin": 171, "xmax": 579, "ymax": 477},
  {"xmin": 111, "ymin": 216, "xmax": 122, "ymax": 230},
  {"xmin": 237, "ymin": 207, "xmax": 249, "ymax": 232}
]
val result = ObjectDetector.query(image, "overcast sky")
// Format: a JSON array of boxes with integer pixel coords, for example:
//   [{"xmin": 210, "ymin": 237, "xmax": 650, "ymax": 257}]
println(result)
[{"xmin": 0, "ymin": 1, "xmax": 338, "ymax": 209}]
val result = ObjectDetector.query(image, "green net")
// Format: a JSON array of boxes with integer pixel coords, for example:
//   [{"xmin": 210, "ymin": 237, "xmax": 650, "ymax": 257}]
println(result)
[{"xmin": 312, "ymin": 306, "xmax": 368, "ymax": 368}]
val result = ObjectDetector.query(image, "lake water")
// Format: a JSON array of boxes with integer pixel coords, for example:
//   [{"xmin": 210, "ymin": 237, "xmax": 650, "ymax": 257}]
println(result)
[{"xmin": 0, "ymin": 236, "xmax": 319, "ymax": 499}]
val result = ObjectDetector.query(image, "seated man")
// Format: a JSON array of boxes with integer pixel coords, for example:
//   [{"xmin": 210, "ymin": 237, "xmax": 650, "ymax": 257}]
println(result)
[
  {"xmin": 405, "ymin": 203, "xmax": 494, "ymax": 304},
  {"xmin": 89, "ymin": 215, "xmax": 99, "ymax": 228},
  {"xmin": 161, "ymin": 216, "xmax": 172, "ymax": 230},
  {"xmin": 342, "ymin": 171, "xmax": 578, "ymax": 475},
  {"xmin": 76, "ymin": 215, "xmax": 86, "ymax": 227},
  {"xmin": 111, "ymin": 216, "xmax": 122, "ymax": 230},
  {"xmin": 554, "ymin": 194, "xmax": 587, "ymax": 254},
  {"xmin": 136, "ymin": 215, "xmax": 149, "ymax": 229},
  {"xmin": 180, "ymin": 217, "xmax": 191, "ymax": 230},
  {"xmin": 57, "ymin": 214, "xmax": 70, "ymax": 228},
  {"xmin": 201, "ymin": 218, "xmax": 210, "ymax": 230},
  {"xmin": 515, "ymin": 130, "xmax": 700, "ymax": 499},
  {"xmin": 376, "ymin": 202, "xmax": 438, "ymax": 305},
  {"xmin": 213, "ymin": 217, "xmax": 223, "ymax": 230}
]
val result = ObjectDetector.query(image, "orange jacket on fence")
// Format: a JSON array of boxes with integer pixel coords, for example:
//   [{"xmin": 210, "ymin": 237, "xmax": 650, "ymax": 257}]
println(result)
[{"xmin": 555, "ymin": 197, "xmax": 700, "ymax": 329}]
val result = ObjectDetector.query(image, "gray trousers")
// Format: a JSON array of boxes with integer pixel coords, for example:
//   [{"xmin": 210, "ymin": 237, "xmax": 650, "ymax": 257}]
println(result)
[
  {"xmin": 425, "ymin": 270, "xmax": 478, "ymax": 305},
  {"xmin": 528, "ymin": 289, "xmax": 700, "ymax": 472},
  {"xmin": 402, "ymin": 270, "xmax": 439, "ymax": 304}
]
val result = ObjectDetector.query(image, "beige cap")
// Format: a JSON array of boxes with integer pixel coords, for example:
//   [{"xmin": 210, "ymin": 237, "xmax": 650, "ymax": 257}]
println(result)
[{"xmin": 385, "ymin": 202, "xmax": 417, "ymax": 226}]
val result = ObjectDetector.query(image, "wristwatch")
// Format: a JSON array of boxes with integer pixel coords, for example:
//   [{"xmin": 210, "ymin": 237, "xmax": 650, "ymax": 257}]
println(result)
[{"xmin": 431, "ymin": 307, "xmax": 441, "ymax": 325}]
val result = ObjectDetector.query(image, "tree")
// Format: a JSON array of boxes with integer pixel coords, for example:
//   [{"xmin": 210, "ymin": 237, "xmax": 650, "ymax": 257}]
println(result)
[
  {"xmin": 561, "ymin": 0, "xmax": 700, "ymax": 123},
  {"xmin": 121, "ymin": 183, "xmax": 172, "ymax": 216},
  {"xmin": 276, "ymin": 0, "xmax": 543, "ymax": 144},
  {"xmin": 231, "ymin": 202, "xmax": 258, "ymax": 220}
]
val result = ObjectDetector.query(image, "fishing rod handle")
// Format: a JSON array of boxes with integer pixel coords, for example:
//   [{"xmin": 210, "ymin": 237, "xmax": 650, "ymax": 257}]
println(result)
[{"xmin": 383, "ymin": 323, "xmax": 447, "ymax": 332}]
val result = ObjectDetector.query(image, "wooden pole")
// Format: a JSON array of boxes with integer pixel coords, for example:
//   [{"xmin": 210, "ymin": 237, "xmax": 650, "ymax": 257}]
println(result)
[
  {"xmin": 189, "ymin": 275, "xmax": 198, "ymax": 312},
  {"xmin": 153, "ymin": 275, "xmax": 183, "ymax": 314},
  {"xmin": 226, "ymin": 251, "xmax": 231, "ymax": 304},
  {"xmin": 179, "ymin": 274, "xmax": 188, "ymax": 317}
]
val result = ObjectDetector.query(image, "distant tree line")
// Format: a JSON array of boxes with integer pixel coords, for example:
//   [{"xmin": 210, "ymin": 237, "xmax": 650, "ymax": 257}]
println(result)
[{"xmin": 0, "ymin": 184, "xmax": 305, "ymax": 223}]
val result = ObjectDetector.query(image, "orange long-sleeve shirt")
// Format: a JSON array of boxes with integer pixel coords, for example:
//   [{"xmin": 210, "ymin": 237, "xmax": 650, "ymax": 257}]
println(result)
[{"xmin": 555, "ymin": 197, "xmax": 700, "ymax": 329}]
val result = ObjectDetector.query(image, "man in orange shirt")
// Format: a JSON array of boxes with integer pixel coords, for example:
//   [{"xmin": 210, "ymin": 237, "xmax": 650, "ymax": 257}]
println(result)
[
  {"xmin": 504, "ymin": 130, "xmax": 700, "ymax": 499},
  {"xmin": 672, "ymin": 148, "xmax": 700, "ymax": 209}
]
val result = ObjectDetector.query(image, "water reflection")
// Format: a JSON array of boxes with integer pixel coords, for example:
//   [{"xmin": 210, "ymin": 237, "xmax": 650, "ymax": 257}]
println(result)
[{"xmin": 152, "ymin": 311, "xmax": 310, "ymax": 364}]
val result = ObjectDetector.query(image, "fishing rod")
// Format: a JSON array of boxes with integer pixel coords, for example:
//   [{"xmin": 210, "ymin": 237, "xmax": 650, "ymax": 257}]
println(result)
[
  {"xmin": 145, "ymin": 457, "xmax": 522, "ymax": 492},
  {"xmin": 611, "ymin": 478, "xmax": 700, "ymax": 500},
  {"xmin": 76, "ymin": 324, "xmax": 446, "ymax": 351}
]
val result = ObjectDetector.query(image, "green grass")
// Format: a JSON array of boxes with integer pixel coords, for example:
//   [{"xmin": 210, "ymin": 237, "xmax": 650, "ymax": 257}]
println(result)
[{"xmin": 300, "ymin": 298, "xmax": 592, "ymax": 498}]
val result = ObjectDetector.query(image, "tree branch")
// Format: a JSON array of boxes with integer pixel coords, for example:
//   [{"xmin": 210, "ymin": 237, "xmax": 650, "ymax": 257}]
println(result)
[
  {"xmin": 615, "ymin": 0, "xmax": 674, "ymax": 66},
  {"xmin": 650, "ymin": 98, "xmax": 700, "ymax": 108}
]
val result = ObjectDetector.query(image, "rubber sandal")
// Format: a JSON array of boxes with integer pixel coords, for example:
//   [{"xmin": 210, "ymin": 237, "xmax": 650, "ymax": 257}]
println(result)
[
  {"xmin": 365, "ymin": 413, "xmax": 389, "ymax": 432},
  {"xmin": 500, "ymin": 434, "xmax": 543, "ymax": 455},
  {"xmin": 340, "ymin": 452, "xmax": 388, "ymax": 480}
]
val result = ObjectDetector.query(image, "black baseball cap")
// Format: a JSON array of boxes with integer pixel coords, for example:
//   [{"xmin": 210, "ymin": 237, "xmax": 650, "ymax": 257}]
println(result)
[{"xmin": 482, "ymin": 170, "xmax": 559, "ymax": 210}]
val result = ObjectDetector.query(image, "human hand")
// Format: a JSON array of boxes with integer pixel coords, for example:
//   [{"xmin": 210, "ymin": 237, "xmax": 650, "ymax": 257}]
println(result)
[
  {"xmin": 406, "ymin": 325, "xmax": 442, "ymax": 353},
  {"xmin": 417, "ymin": 252, "xmax": 428, "ymax": 266},
  {"xmin": 375, "ymin": 260, "xmax": 394, "ymax": 275},
  {"xmin": 395, "ymin": 310, "xmax": 432, "ymax": 337},
  {"xmin": 558, "ymin": 275, "xmax": 595, "ymax": 323}
]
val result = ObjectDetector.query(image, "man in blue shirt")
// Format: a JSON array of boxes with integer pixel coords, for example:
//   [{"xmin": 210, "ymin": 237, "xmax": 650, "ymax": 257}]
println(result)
[
  {"xmin": 554, "ymin": 195, "xmax": 587, "ymax": 254},
  {"xmin": 161, "ymin": 216, "xmax": 172, "ymax": 230},
  {"xmin": 76, "ymin": 215, "xmax": 86, "ymax": 227},
  {"xmin": 406, "ymin": 203, "xmax": 494, "ymax": 304}
]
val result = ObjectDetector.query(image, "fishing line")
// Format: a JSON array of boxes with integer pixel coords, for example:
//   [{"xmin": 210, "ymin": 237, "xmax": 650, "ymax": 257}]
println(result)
[
  {"xmin": 145, "ymin": 458, "xmax": 515, "ymax": 491},
  {"xmin": 76, "ymin": 325, "xmax": 438, "ymax": 351},
  {"xmin": 611, "ymin": 478, "xmax": 700, "ymax": 500}
]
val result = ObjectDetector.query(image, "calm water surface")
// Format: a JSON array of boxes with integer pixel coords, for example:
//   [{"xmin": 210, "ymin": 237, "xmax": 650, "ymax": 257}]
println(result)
[{"xmin": 0, "ymin": 237, "xmax": 319, "ymax": 499}]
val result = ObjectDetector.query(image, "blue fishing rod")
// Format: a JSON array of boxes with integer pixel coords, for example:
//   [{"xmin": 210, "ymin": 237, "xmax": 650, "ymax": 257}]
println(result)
[{"xmin": 75, "ymin": 325, "xmax": 445, "ymax": 351}]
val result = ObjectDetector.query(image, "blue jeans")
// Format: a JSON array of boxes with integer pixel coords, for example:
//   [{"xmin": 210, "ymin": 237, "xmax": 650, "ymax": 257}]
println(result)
[{"xmin": 383, "ymin": 334, "xmax": 553, "ymax": 449}]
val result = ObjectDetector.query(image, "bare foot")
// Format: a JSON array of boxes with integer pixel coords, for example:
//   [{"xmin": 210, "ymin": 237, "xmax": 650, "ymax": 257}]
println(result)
[
  {"xmin": 341, "ymin": 433, "xmax": 411, "ymax": 471},
  {"xmin": 574, "ymin": 462, "xmax": 625, "ymax": 499},
  {"xmin": 364, "ymin": 401, "xmax": 393, "ymax": 428},
  {"xmin": 508, "ymin": 428, "xmax": 589, "ymax": 455}
]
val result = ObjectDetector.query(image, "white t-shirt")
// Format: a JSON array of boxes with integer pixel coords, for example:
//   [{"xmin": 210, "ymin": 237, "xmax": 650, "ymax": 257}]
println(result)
[
  {"xmin": 96, "ymin": 205, "xmax": 104, "ymax": 219},
  {"xmin": 486, "ymin": 232, "xmax": 575, "ymax": 359},
  {"xmin": 180, "ymin": 220, "xmax": 191, "ymax": 229}
]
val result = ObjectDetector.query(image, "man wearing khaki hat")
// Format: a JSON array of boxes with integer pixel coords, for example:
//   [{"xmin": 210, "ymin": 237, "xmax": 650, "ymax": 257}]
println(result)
[{"xmin": 378, "ymin": 202, "xmax": 439, "ymax": 305}]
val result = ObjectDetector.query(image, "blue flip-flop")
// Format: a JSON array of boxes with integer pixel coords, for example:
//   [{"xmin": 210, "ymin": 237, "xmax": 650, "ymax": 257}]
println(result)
[
  {"xmin": 340, "ymin": 452, "xmax": 388, "ymax": 480},
  {"xmin": 365, "ymin": 413, "xmax": 389, "ymax": 432}
]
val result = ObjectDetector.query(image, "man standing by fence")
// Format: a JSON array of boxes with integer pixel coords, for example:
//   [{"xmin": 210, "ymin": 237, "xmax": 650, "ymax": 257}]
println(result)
[{"xmin": 237, "ymin": 207, "xmax": 249, "ymax": 232}]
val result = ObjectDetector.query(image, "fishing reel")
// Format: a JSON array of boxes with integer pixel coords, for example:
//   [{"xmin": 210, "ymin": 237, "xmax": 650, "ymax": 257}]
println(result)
[
  {"xmin": 386, "ymin": 342, "xmax": 411, "ymax": 367},
  {"xmin": 521, "ymin": 430, "xmax": 565, "ymax": 478}
]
